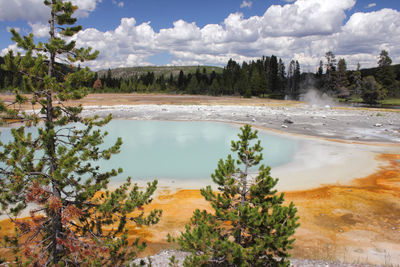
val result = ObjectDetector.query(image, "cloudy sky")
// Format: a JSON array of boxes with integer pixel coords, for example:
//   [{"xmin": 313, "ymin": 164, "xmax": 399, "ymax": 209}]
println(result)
[{"xmin": 0, "ymin": 0, "xmax": 399, "ymax": 72}]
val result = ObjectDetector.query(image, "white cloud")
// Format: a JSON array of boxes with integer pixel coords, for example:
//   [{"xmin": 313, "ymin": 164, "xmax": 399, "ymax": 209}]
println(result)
[
  {"xmin": 66, "ymin": 0, "xmax": 400, "ymax": 71},
  {"xmin": 366, "ymin": 3, "xmax": 376, "ymax": 9},
  {"xmin": 29, "ymin": 22, "xmax": 49, "ymax": 38},
  {"xmin": 0, "ymin": 43, "xmax": 24, "ymax": 57},
  {"xmin": 70, "ymin": 0, "xmax": 99, "ymax": 18},
  {"xmin": 335, "ymin": 8, "xmax": 400, "ymax": 65},
  {"xmin": 157, "ymin": 20, "xmax": 202, "ymax": 45},
  {"xmin": 0, "ymin": 0, "xmax": 99, "ymax": 22},
  {"xmin": 3, "ymin": 0, "xmax": 400, "ymax": 71},
  {"xmin": 223, "ymin": 13, "xmax": 260, "ymax": 42},
  {"xmin": 118, "ymin": 2, "xmax": 124, "ymax": 8},
  {"xmin": 260, "ymin": 0, "xmax": 356, "ymax": 37},
  {"xmin": 240, "ymin": 1, "xmax": 253, "ymax": 8},
  {"xmin": 0, "ymin": 0, "xmax": 48, "ymax": 22},
  {"xmin": 72, "ymin": 18, "xmax": 158, "ymax": 69}
]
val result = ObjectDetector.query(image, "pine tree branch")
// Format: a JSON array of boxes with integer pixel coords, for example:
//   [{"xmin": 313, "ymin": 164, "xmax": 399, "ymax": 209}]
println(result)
[
  {"xmin": 55, "ymin": 137, "xmax": 73, "ymax": 145},
  {"xmin": 57, "ymin": 105, "xmax": 82, "ymax": 122},
  {"xmin": 28, "ymin": 171, "xmax": 53, "ymax": 180},
  {"xmin": 17, "ymin": 70, "xmax": 45, "ymax": 81},
  {"xmin": 4, "ymin": 210, "xmax": 18, "ymax": 224},
  {"xmin": 64, "ymin": 200, "xmax": 99, "ymax": 208},
  {"xmin": 24, "ymin": 221, "xmax": 51, "ymax": 247}
]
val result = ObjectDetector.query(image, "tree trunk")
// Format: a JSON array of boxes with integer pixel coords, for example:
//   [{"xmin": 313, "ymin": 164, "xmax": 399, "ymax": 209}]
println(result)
[
  {"xmin": 237, "ymin": 154, "xmax": 249, "ymax": 245},
  {"xmin": 48, "ymin": 6, "xmax": 63, "ymax": 264}
]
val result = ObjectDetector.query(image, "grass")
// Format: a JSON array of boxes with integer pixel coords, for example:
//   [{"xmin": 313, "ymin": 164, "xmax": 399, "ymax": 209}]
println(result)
[
  {"xmin": 380, "ymin": 98, "xmax": 400, "ymax": 105},
  {"xmin": 337, "ymin": 96, "xmax": 400, "ymax": 106},
  {"xmin": 336, "ymin": 96, "xmax": 364, "ymax": 103}
]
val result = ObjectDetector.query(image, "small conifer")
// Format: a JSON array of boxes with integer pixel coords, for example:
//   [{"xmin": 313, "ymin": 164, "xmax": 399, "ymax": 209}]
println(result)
[{"xmin": 174, "ymin": 125, "xmax": 299, "ymax": 266}]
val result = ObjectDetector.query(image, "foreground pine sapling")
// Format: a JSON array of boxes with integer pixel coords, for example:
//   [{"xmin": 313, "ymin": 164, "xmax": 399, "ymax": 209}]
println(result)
[
  {"xmin": 173, "ymin": 124, "xmax": 299, "ymax": 266},
  {"xmin": 0, "ymin": 1, "xmax": 161, "ymax": 265}
]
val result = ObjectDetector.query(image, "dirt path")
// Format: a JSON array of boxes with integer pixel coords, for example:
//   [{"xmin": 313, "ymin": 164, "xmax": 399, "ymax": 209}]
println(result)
[{"xmin": 0, "ymin": 93, "xmax": 298, "ymax": 107}]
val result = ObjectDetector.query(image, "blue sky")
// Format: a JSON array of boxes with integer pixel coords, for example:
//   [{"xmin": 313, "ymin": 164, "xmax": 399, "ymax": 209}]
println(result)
[{"xmin": 1, "ymin": 0, "xmax": 399, "ymax": 71}]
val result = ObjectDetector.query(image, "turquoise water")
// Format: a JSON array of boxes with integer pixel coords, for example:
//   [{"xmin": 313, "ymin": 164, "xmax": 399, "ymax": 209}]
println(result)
[{"xmin": 0, "ymin": 120, "xmax": 299, "ymax": 182}]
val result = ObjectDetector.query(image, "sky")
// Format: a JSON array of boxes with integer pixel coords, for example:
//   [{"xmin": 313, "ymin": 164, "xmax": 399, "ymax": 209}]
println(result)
[{"xmin": 0, "ymin": 0, "xmax": 399, "ymax": 72}]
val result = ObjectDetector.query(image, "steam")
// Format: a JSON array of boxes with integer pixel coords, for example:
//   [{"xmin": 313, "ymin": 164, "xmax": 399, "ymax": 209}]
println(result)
[{"xmin": 299, "ymin": 88, "xmax": 337, "ymax": 107}]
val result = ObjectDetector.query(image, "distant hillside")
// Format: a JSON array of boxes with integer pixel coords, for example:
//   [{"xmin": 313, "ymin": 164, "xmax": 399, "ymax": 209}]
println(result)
[
  {"xmin": 359, "ymin": 63, "xmax": 400, "ymax": 79},
  {"xmin": 97, "ymin": 66, "xmax": 223, "ymax": 79}
]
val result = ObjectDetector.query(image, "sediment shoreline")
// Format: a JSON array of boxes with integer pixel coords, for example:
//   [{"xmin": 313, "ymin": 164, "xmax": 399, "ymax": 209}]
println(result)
[{"xmin": 81, "ymin": 103, "xmax": 400, "ymax": 143}]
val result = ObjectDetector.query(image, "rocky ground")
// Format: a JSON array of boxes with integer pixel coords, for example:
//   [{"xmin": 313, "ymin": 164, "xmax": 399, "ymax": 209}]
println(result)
[
  {"xmin": 2, "ymin": 93, "xmax": 399, "ymax": 143},
  {"xmin": 82, "ymin": 104, "xmax": 400, "ymax": 143},
  {"xmin": 132, "ymin": 250, "xmax": 377, "ymax": 267}
]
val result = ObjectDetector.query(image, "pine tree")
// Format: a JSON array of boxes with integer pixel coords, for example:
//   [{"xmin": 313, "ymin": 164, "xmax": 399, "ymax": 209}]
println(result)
[
  {"xmin": 361, "ymin": 76, "xmax": 386, "ymax": 104},
  {"xmin": 378, "ymin": 50, "xmax": 392, "ymax": 67},
  {"xmin": 287, "ymin": 60, "xmax": 300, "ymax": 98},
  {"xmin": 324, "ymin": 51, "xmax": 337, "ymax": 93},
  {"xmin": 277, "ymin": 58, "xmax": 286, "ymax": 96},
  {"xmin": 178, "ymin": 70, "xmax": 186, "ymax": 90},
  {"xmin": 187, "ymin": 76, "xmax": 199, "ymax": 94},
  {"xmin": 106, "ymin": 68, "xmax": 113, "ymax": 87},
  {"xmin": 376, "ymin": 50, "xmax": 399, "ymax": 97},
  {"xmin": 236, "ymin": 68, "xmax": 249, "ymax": 96},
  {"xmin": 349, "ymin": 67, "xmax": 362, "ymax": 97},
  {"xmin": 168, "ymin": 73, "xmax": 174, "ymax": 87},
  {"xmin": 250, "ymin": 68, "xmax": 263, "ymax": 97},
  {"xmin": 120, "ymin": 80, "xmax": 129, "ymax": 92},
  {"xmin": 269, "ymin": 55, "xmax": 279, "ymax": 94},
  {"xmin": 337, "ymin": 59, "xmax": 348, "ymax": 86},
  {"xmin": 337, "ymin": 58, "xmax": 350, "ymax": 98},
  {"xmin": 0, "ymin": 1, "xmax": 161, "ymax": 265},
  {"xmin": 316, "ymin": 60, "xmax": 324, "ymax": 90},
  {"xmin": 316, "ymin": 60, "xmax": 323, "ymax": 78},
  {"xmin": 137, "ymin": 80, "xmax": 147, "ymax": 92},
  {"xmin": 173, "ymin": 125, "xmax": 299, "ymax": 266},
  {"xmin": 210, "ymin": 77, "xmax": 221, "ymax": 96},
  {"xmin": 294, "ymin": 61, "xmax": 301, "ymax": 97}
]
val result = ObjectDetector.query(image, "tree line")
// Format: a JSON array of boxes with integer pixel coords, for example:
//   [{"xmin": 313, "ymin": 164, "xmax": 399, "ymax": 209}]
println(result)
[
  {"xmin": 314, "ymin": 50, "xmax": 400, "ymax": 104},
  {"xmin": 0, "ymin": 46, "xmax": 399, "ymax": 105},
  {"xmin": 92, "ymin": 50, "xmax": 400, "ymax": 104},
  {"xmin": 91, "ymin": 56, "xmax": 301, "ymax": 99},
  {"xmin": 0, "ymin": 54, "xmax": 302, "ymax": 98}
]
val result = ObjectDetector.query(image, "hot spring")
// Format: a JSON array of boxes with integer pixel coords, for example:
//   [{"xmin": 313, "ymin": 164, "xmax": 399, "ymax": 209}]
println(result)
[{"xmin": 0, "ymin": 120, "xmax": 299, "ymax": 184}]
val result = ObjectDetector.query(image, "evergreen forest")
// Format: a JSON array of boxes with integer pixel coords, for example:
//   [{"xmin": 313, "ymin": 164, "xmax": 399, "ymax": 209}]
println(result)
[{"xmin": 1, "ymin": 51, "xmax": 399, "ymax": 104}]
